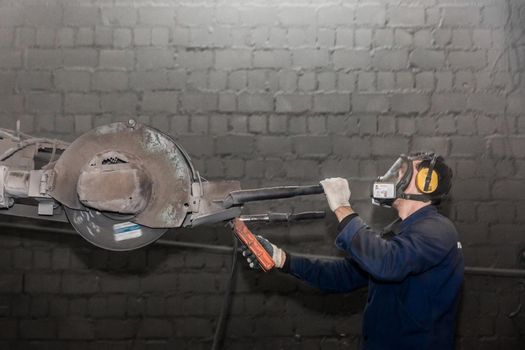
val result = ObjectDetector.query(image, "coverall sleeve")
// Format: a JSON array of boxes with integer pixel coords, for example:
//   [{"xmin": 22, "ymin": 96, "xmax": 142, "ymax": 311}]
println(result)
[
  {"xmin": 336, "ymin": 216, "xmax": 456, "ymax": 282},
  {"xmin": 283, "ymin": 254, "xmax": 369, "ymax": 293}
]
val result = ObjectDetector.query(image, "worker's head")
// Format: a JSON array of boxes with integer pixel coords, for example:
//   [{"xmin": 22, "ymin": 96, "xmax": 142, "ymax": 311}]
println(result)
[{"xmin": 371, "ymin": 152, "xmax": 453, "ymax": 208}]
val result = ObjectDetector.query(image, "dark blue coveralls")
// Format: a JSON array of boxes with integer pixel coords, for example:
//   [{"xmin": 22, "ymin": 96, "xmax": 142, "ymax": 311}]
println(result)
[{"xmin": 281, "ymin": 205, "xmax": 464, "ymax": 350}]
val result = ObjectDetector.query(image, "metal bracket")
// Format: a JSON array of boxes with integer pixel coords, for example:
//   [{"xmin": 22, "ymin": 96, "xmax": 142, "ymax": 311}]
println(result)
[
  {"xmin": 0, "ymin": 166, "xmax": 9, "ymax": 208},
  {"xmin": 37, "ymin": 200, "xmax": 55, "ymax": 216},
  {"xmin": 0, "ymin": 203, "xmax": 68, "ymax": 222}
]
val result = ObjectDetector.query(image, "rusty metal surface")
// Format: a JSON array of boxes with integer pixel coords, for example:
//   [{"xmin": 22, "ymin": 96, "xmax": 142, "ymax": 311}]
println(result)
[
  {"xmin": 50, "ymin": 122, "xmax": 193, "ymax": 228},
  {"xmin": 0, "ymin": 135, "xmax": 69, "ymax": 171},
  {"xmin": 201, "ymin": 180, "xmax": 241, "ymax": 201},
  {"xmin": 186, "ymin": 180, "xmax": 242, "ymax": 227},
  {"xmin": 77, "ymin": 151, "xmax": 152, "ymax": 214},
  {"xmin": 4, "ymin": 170, "xmax": 30, "ymax": 197},
  {"xmin": 0, "ymin": 139, "xmax": 37, "ymax": 170}
]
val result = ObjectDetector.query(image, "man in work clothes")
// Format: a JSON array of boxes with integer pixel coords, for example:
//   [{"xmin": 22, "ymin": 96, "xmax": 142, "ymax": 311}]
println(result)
[{"xmin": 242, "ymin": 152, "xmax": 464, "ymax": 350}]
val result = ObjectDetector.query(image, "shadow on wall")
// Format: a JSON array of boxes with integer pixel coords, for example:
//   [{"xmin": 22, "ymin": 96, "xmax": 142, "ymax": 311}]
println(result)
[{"xmin": 456, "ymin": 277, "xmax": 525, "ymax": 343}]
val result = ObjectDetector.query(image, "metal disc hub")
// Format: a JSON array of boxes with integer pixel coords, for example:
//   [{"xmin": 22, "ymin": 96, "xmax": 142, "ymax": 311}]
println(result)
[{"xmin": 50, "ymin": 122, "xmax": 195, "ymax": 250}]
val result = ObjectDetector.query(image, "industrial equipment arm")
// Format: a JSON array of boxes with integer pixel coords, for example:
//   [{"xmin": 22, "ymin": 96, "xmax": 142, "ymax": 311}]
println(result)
[{"xmin": 0, "ymin": 121, "xmax": 328, "ymax": 251}]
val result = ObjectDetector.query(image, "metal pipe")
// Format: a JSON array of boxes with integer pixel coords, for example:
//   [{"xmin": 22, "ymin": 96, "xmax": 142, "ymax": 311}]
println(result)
[
  {"xmin": 0, "ymin": 221, "xmax": 239, "ymax": 253},
  {"xmin": 1, "ymin": 221, "xmax": 524, "ymax": 278},
  {"xmin": 156, "ymin": 239, "xmax": 236, "ymax": 253},
  {"xmin": 464, "ymin": 266, "xmax": 525, "ymax": 278},
  {"xmin": 0, "ymin": 221, "xmax": 82, "ymax": 236}
]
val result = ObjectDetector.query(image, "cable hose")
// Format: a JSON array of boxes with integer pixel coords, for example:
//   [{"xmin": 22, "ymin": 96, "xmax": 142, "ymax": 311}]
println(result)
[{"xmin": 211, "ymin": 235, "xmax": 239, "ymax": 350}]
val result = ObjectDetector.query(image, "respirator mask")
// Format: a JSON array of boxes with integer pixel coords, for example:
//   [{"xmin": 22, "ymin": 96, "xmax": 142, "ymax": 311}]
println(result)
[{"xmin": 371, "ymin": 153, "xmax": 441, "ymax": 208}]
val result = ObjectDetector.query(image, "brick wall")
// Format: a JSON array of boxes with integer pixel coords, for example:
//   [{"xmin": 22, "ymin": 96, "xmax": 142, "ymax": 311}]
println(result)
[{"xmin": 0, "ymin": 0, "xmax": 524, "ymax": 348}]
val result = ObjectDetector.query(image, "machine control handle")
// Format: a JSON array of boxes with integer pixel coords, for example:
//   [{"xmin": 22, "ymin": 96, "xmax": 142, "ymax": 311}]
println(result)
[
  {"xmin": 239, "ymin": 211, "xmax": 326, "ymax": 223},
  {"xmin": 229, "ymin": 218, "xmax": 275, "ymax": 272},
  {"xmin": 222, "ymin": 184, "xmax": 324, "ymax": 208}
]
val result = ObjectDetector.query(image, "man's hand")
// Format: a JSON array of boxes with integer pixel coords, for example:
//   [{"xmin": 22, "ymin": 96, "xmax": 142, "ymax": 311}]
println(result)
[
  {"xmin": 241, "ymin": 235, "xmax": 286, "ymax": 270},
  {"xmin": 320, "ymin": 177, "xmax": 351, "ymax": 212}
]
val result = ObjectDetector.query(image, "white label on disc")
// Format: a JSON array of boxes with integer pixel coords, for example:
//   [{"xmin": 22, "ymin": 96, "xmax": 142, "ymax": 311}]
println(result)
[{"xmin": 113, "ymin": 222, "xmax": 143, "ymax": 241}]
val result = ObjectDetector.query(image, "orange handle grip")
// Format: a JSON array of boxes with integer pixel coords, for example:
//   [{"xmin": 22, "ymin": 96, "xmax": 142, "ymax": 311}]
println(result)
[{"xmin": 230, "ymin": 218, "xmax": 275, "ymax": 272}]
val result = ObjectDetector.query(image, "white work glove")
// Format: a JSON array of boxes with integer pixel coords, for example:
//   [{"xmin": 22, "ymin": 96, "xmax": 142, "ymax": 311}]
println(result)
[
  {"xmin": 241, "ymin": 235, "xmax": 286, "ymax": 269},
  {"xmin": 320, "ymin": 177, "xmax": 351, "ymax": 212}
]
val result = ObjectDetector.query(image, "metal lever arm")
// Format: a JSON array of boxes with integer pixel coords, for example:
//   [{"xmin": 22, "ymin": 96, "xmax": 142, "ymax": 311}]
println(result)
[
  {"xmin": 239, "ymin": 211, "xmax": 325, "ymax": 223},
  {"xmin": 222, "ymin": 184, "xmax": 324, "ymax": 208}
]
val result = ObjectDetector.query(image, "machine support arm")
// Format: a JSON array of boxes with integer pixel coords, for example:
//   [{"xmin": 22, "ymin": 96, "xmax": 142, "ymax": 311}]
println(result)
[{"xmin": 222, "ymin": 185, "xmax": 324, "ymax": 208}]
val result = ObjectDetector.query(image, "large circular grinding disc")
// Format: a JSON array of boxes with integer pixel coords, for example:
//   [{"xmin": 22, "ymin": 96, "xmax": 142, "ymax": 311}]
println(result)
[
  {"xmin": 64, "ymin": 205, "xmax": 168, "ymax": 251},
  {"xmin": 50, "ymin": 122, "xmax": 194, "ymax": 231}
]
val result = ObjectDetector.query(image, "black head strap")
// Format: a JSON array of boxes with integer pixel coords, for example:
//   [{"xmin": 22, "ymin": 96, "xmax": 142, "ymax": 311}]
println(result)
[
  {"xmin": 423, "ymin": 153, "xmax": 438, "ymax": 192},
  {"xmin": 400, "ymin": 193, "xmax": 431, "ymax": 202}
]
